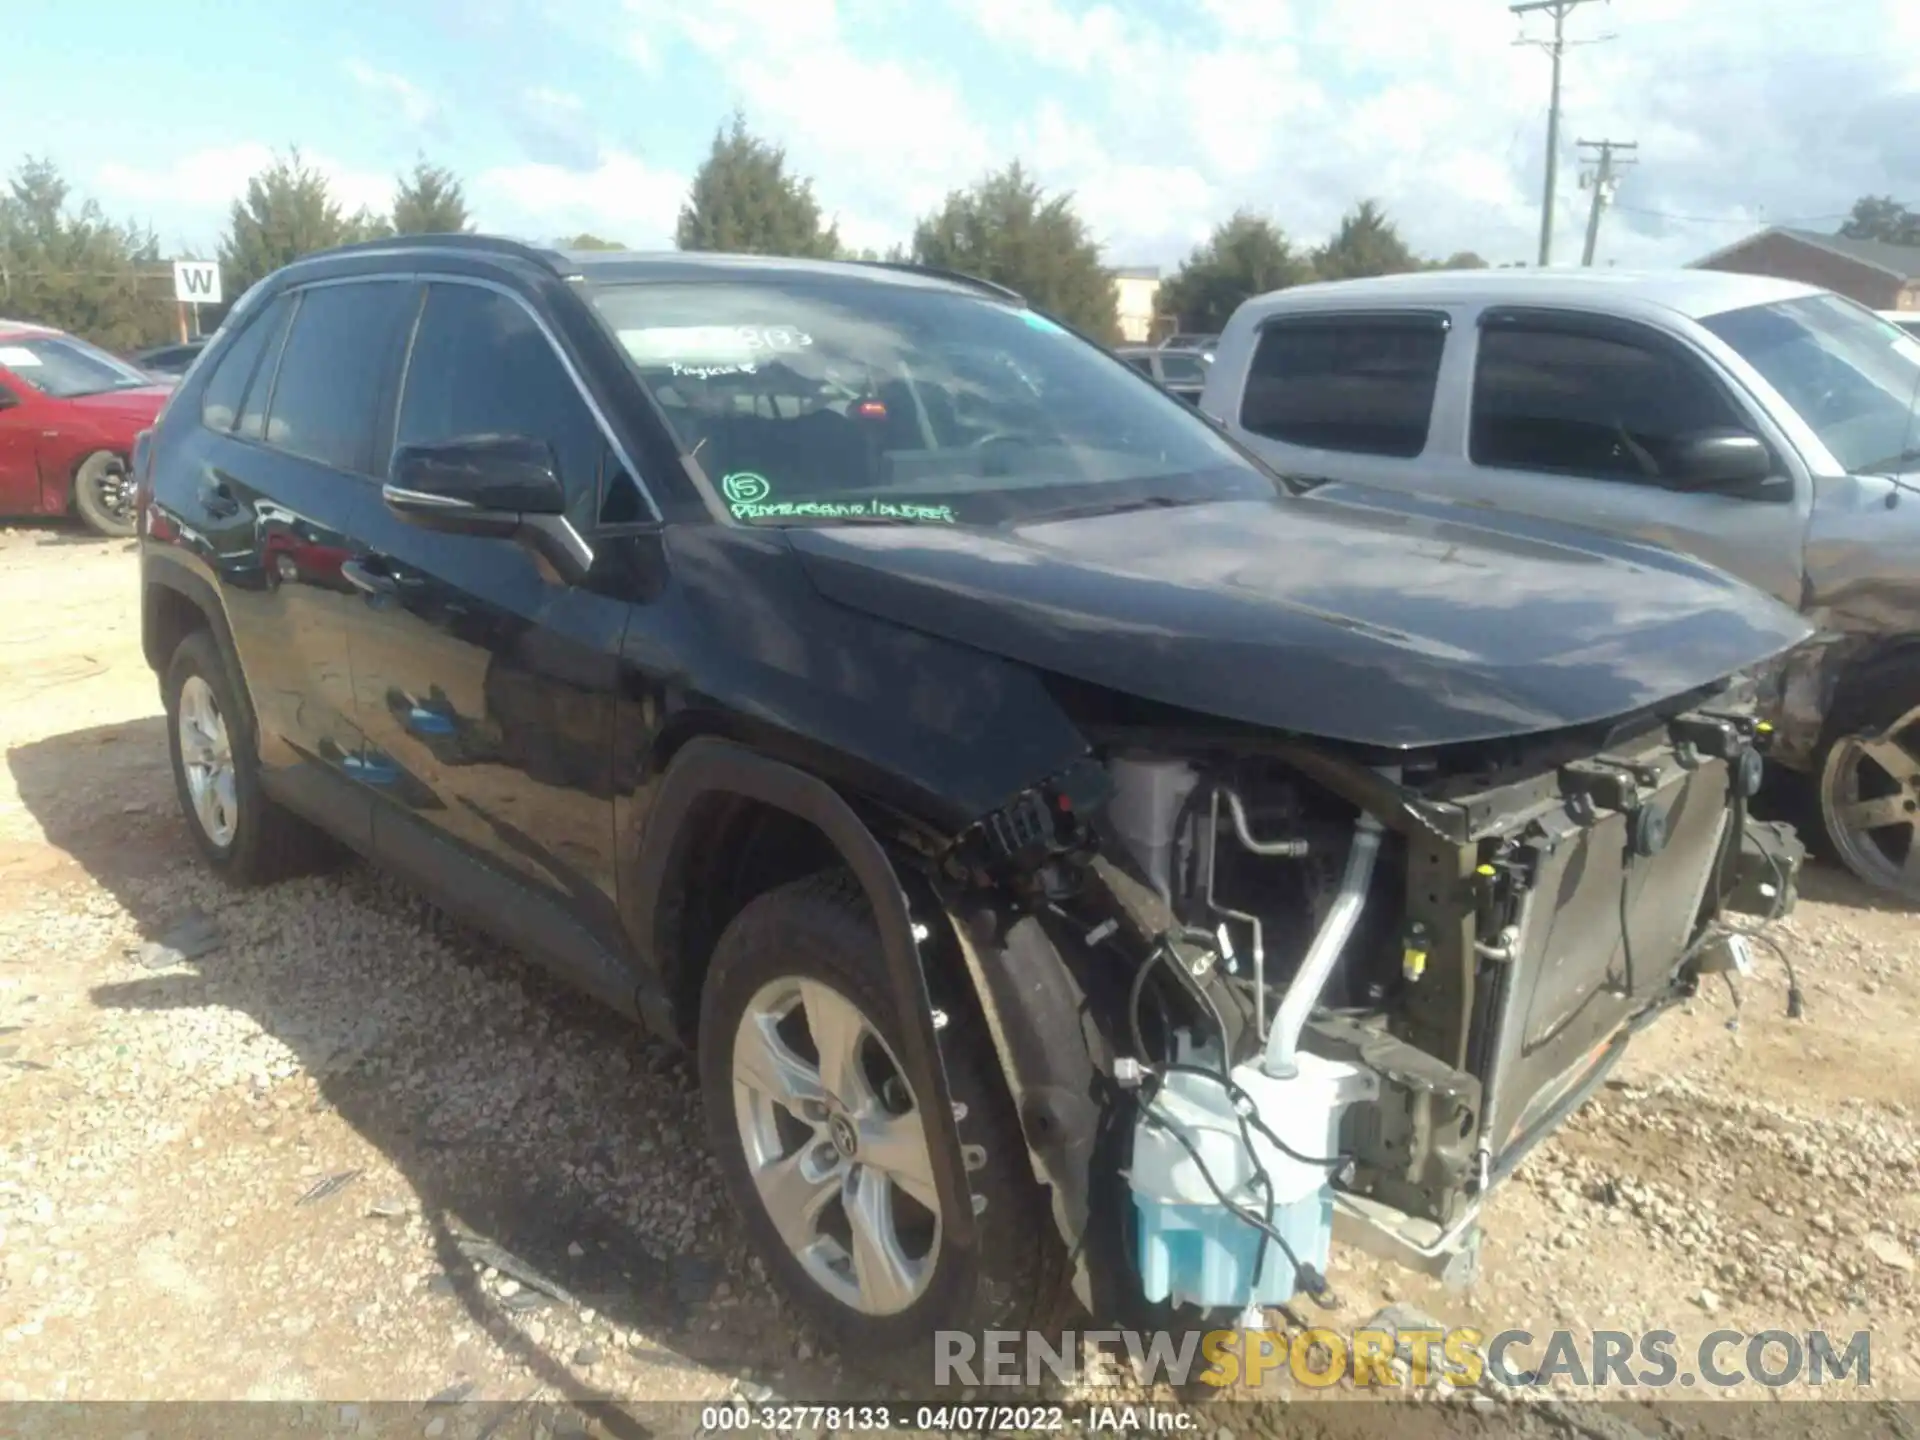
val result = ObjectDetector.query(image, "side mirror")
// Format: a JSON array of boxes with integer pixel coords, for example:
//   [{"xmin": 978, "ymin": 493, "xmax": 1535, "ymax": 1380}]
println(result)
[
  {"xmin": 1668, "ymin": 428, "xmax": 1777, "ymax": 494},
  {"xmin": 384, "ymin": 435, "xmax": 591, "ymax": 582}
]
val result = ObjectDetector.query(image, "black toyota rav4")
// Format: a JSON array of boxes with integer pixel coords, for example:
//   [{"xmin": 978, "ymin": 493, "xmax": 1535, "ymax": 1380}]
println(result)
[{"xmin": 137, "ymin": 234, "xmax": 1810, "ymax": 1368}]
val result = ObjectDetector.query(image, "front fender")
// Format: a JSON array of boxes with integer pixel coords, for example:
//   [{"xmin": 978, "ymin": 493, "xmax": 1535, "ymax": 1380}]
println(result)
[{"xmin": 626, "ymin": 736, "xmax": 977, "ymax": 1254}]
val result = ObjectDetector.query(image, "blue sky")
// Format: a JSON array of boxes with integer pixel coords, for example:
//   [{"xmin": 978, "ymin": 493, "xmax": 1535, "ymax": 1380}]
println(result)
[{"xmin": 8, "ymin": 0, "xmax": 1920, "ymax": 271}]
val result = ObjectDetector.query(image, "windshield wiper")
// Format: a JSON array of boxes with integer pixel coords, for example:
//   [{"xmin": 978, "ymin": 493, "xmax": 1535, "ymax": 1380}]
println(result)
[{"xmin": 1029, "ymin": 493, "xmax": 1211, "ymax": 523}]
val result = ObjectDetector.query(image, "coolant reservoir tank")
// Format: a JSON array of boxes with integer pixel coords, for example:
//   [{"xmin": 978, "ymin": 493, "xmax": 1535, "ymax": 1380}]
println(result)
[{"xmin": 1131, "ymin": 1050, "xmax": 1376, "ymax": 1310}]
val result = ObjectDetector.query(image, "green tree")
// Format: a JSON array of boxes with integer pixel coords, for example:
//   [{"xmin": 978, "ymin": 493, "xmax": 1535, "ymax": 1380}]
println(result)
[
  {"xmin": 218, "ymin": 149, "xmax": 386, "ymax": 296},
  {"xmin": 1839, "ymin": 196, "xmax": 1920, "ymax": 247},
  {"xmin": 1429, "ymin": 250, "xmax": 1490, "ymax": 270},
  {"xmin": 676, "ymin": 112, "xmax": 839, "ymax": 257},
  {"xmin": 561, "ymin": 233, "xmax": 626, "ymax": 250},
  {"xmin": 0, "ymin": 157, "xmax": 173, "ymax": 350},
  {"xmin": 839, "ymin": 241, "xmax": 908, "ymax": 263},
  {"xmin": 910, "ymin": 162, "xmax": 1118, "ymax": 340},
  {"xmin": 1310, "ymin": 200, "xmax": 1421, "ymax": 281},
  {"xmin": 391, "ymin": 159, "xmax": 472, "ymax": 235},
  {"xmin": 1156, "ymin": 211, "xmax": 1309, "ymax": 334}
]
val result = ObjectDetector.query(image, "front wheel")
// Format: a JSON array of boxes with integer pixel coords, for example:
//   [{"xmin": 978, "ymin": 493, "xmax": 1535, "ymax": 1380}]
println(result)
[
  {"xmin": 698, "ymin": 872, "xmax": 1068, "ymax": 1376},
  {"xmin": 1815, "ymin": 676, "xmax": 1920, "ymax": 901},
  {"xmin": 71, "ymin": 450, "xmax": 136, "ymax": 537}
]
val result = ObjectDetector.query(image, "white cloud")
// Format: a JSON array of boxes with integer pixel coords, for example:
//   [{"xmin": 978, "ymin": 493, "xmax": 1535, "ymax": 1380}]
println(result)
[
  {"xmin": 94, "ymin": 144, "xmax": 394, "ymax": 238},
  {"xmin": 474, "ymin": 150, "xmax": 687, "ymax": 247},
  {"xmin": 624, "ymin": 0, "xmax": 997, "ymax": 247},
  {"xmin": 345, "ymin": 59, "xmax": 439, "ymax": 129}
]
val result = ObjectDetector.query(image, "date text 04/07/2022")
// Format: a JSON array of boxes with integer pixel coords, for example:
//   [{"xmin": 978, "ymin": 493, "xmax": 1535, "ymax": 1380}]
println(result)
[{"xmin": 694, "ymin": 1402, "xmax": 1199, "ymax": 1431}]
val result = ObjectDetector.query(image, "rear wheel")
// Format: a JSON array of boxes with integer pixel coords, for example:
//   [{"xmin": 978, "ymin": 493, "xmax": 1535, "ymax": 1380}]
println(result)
[
  {"xmin": 71, "ymin": 450, "xmax": 136, "ymax": 537},
  {"xmin": 698, "ymin": 871, "xmax": 1068, "ymax": 1377},
  {"xmin": 1815, "ymin": 674, "xmax": 1920, "ymax": 901},
  {"xmin": 164, "ymin": 630, "xmax": 335, "ymax": 883}
]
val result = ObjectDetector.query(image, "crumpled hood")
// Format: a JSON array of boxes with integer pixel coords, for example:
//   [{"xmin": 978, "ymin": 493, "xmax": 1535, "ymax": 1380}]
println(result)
[{"xmin": 786, "ymin": 485, "xmax": 1814, "ymax": 749}]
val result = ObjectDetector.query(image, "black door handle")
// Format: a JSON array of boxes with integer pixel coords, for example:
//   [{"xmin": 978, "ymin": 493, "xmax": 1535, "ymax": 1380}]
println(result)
[{"xmin": 340, "ymin": 558, "xmax": 399, "ymax": 596}]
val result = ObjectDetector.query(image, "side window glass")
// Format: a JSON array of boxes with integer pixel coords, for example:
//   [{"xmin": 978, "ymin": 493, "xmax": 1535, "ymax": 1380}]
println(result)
[
  {"xmin": 1240, "ymin": 317, "xmax": 1445, "ymax": 457},
  {"xmin": 1470, "ymin": 325, "xmax": 1742, "ymax": 483},
  {"xmin": 396, "ymin": 283, "xmax": 637, "ymax": 528},
  {"xmin": 1160, "ymin": 354, "xmax": 1207, "ymax": 384},
  {"xmin": 262, "ymin": 281, "xmax": 411, "ymax": 472},
  {"xmin": 199, "ymin": 296, "xmax": 289, "ymax": 434},
  {"xmin": 236, "ymin": 300, "xmax": 296, "ymax": 440}
]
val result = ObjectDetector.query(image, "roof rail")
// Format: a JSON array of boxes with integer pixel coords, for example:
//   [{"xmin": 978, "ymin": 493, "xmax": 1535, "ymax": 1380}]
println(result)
[
  {"xmin": 854, "ymin": 260, "xmax": 1025, "ymax": 304},
  {"xmin": 296, "ymin": 232, "xmax": 571, "ymax": 272}
]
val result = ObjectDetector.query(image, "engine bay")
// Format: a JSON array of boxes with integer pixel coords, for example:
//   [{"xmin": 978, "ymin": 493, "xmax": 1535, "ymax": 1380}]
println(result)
[{"xmin": 941, "ymin": 683, "xmax": 1805, "ymax": 1314}]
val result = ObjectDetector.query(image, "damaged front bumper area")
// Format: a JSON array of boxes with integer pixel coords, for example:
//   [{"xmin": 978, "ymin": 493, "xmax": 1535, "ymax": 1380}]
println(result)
[{"xmin": 937, "ymin": 691, "xmax": 1804, "ymax": 1317}]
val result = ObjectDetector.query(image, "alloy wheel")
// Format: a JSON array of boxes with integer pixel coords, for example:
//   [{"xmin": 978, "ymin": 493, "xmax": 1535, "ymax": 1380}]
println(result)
[
  {"xmin": 1819, "ymin": 702, "xmax": 1920, "ymax": 896},
  {"xmin": 731, "ymin": 977, "xmax": 942, "ymax": 1316},
  {"xmin": 177, "ymin": 674, "xmax": 239, "ymax": 848},
  {"xmin": 89, "ymin": 466, "xmax": 134, "ymax": 526}
]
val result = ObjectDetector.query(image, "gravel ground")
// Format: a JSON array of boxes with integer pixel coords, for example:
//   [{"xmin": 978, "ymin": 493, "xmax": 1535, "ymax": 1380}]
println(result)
[{"xmin": 1, "ymin": 527, "xmax": 1916, "ymax": 1432}]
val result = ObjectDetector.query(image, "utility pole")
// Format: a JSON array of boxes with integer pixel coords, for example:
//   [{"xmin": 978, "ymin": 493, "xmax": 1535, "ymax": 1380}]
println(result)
[
  {"xmin": 1512, "ymin": 0, "xmax": 1610, "ymax": 266},
  {"xmin": 1577, "ymin": 139, "xmax": 1637, "ymax": 266}
]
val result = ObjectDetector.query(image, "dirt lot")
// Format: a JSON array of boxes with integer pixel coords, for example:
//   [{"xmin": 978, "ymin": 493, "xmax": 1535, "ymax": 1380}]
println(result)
[{"xmin": 2, "ymin": 527, "xmax": 1917, "ymax": 1430}]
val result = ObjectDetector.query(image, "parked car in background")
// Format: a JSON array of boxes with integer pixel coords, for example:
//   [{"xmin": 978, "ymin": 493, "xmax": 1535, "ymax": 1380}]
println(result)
[
  {"xmin": 137, "ymin": 234, "xmax": 1806, "ymax": 1371},
  {"xmin": 1116, "ymin": 344, "xmax": 1210, "ymax": 404},
  {"xmin": 0, "ymin": 319, "xmax": 171, "ymax": 535},
  {"xmin": 1160, "ymin": 331, "xmax": 1218, "ymax": 355},
  {"xmin": 1875, "ymin": 310, "xmax": 1920, "ymax": 339},
  {"xmin": 1201, "ymin": 268, "xmax": 1920, "ymax": 899},
  {"xmin": 134, "ymin": 337, "xmax": 212, "ymax": 380}
]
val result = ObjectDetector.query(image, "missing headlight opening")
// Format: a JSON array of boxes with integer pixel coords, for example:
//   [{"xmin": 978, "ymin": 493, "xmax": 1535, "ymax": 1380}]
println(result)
[{"xmin": 945, "ymin": 692, "xmax": 1806, "ymax": 1319}]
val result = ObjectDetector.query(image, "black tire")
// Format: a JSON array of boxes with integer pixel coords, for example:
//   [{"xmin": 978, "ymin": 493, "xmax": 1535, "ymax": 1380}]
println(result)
[
  {"xmin": 163, "ymin": 629, "xmax": 335, "ymax": 884},
  {"xmin": 698, "ymin": 871, "xmax": 1070, "ymax": 1380},
  {"xmin": 71, "ymin": 450, "xmax": 136, "ymax": 537},
  {"xmin": 1812, "ymin": 659, "xmax": 1920, "ymax": 901}
]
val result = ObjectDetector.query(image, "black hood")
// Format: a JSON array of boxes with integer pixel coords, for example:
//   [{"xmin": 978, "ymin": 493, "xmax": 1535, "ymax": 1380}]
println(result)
[{"xmin": 785, "ymin": 484, "xmax": 1814, "ymax": 750}]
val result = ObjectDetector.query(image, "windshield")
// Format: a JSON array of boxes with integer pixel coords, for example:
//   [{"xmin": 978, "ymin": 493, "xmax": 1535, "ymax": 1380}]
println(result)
[
  {"xmin": 0, "ymin": 334, "xmax": 152, "ymax": 398},
  {"xmin": 587, "ymin": 278, "xmax": 1272, "ymax": 525},
  {"xmin": 1701, "ymin": 294, "xmax": 1920, "ymax": 473}
]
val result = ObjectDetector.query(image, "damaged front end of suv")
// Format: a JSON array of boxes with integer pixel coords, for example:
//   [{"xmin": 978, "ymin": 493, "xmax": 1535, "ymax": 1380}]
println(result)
[
  {"xmin": 770, "ymin": 490, "xmax": 1817, "ymax": 1328},
  {"xmin": 930, "ymin": 674, "xmax": 1803, "ymax": 1320}
]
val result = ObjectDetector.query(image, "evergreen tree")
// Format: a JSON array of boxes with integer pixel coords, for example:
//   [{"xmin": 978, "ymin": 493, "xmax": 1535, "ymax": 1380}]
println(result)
[
  {"xmin": 391, "ymin": 159, "xmax": 472, "ymax": 235},
  {"xmin": 675, "ymin": 112, "xmax": 839, "ymax": 258},
  {"xmin": 911, "ymin": 162, "xmax": 1118, "ymax": 340}
]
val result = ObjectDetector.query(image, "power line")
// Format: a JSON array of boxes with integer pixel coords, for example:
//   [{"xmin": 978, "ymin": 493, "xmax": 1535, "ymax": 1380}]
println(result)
[
  {"xmin": 1611, "ymin": 205, "xmax": 1850, "ymax": 226},
  {"xmin": 1576, "ymin": 139, "xmax": 1637, "ymax": 266},
  {"xmin": 1512, "ymin": 0, "xmax": 1613, "ymax": 266}
]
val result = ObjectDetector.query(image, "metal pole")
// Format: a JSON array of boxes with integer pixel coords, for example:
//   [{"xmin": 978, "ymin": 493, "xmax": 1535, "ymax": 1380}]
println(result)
[
  {"xmin": 1513, "ymin": 0, "xmax": 1607, "ymax": 267},
  {"xmin": 1540, "ymin": 9, "xmax": 1566, "ymax": 266}
]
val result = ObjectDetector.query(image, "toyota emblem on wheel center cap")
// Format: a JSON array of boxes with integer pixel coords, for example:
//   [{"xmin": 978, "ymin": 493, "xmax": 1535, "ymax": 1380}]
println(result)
[{"xmin": 828, "ymin": 1113, "xmax": 858, "ymax": 1158}]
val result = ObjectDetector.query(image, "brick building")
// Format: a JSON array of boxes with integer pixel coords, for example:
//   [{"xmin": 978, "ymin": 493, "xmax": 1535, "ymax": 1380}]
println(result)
[{"xmin": 1691, "ymin": 227, "xmax": 1920, "ymax": 310}]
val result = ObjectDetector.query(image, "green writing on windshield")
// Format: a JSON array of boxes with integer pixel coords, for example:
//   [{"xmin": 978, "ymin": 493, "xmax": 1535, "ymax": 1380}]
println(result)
[{"xmin": 731, "ymin": 498, "xmax": 956, "ymax": 524}]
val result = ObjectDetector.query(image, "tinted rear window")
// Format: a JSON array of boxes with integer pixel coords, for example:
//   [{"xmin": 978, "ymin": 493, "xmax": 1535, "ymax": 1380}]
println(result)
[
  {"xmin": 200, "ymin": 297, "xmax": 290, "ymax": 433},
  {"xmin": 1240, "ymin": 315, "xmax": 1446, "ymax": 458}
]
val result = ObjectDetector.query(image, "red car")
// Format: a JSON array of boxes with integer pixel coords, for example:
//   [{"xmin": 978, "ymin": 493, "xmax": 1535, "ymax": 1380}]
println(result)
[{"xmin": 0, "ymin": 320, "xmax": 173, "ymax": 536}]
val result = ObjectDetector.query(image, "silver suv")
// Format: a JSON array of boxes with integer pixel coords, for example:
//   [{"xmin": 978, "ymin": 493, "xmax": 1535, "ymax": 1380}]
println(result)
[{"xmin": 1201, "ymin": 269, "xmax": 1920, "ymax": 900}]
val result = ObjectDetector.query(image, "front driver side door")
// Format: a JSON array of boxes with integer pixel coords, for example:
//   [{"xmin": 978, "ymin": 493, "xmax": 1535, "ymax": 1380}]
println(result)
[
  {"xmin": 0, "ymin": 374, "xmax": 47, "ymax": 515},
  {"xmin": 340, "ymin": 277, "xmax": 647, "ymax": 1009},
  {"xmin": 1426, "ymin": 308, "xmax": 1809, "ymax": 606}
]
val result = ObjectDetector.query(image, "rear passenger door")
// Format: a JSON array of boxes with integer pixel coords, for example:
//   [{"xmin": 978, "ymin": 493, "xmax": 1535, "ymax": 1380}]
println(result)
[
  {"xmin": 191, "ymin": 279, "xmax": 413, "ymax": 845},
  {"xmin": 338, "ymin": 278, "xmax": 645, "ymax": 1006},
  {"xmin": 1427, "ymin": 309, "xmax": 1808, "ymax": 603},
  {"xmin": 1224, "ymin": 311, "xmax": 1451, "ymax": 486}
]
